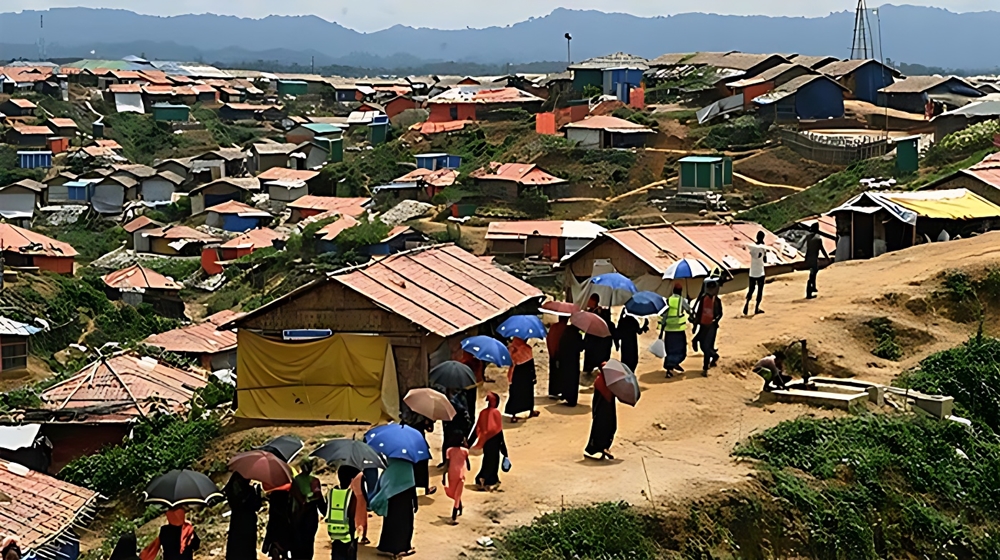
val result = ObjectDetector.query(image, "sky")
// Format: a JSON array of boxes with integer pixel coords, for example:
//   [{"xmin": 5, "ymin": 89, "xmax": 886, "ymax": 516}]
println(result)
[{"xmin": 3, "ymin": 0, "xmax": 993, "ymax": 32}]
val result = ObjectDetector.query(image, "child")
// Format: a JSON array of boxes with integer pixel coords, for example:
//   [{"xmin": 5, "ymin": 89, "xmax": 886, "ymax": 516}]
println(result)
[
  {"xmin": 442, "ymin": 439, "xmax": 471, "ymax": 525},
  {"xmin": 753, "ymin": 351, "xmax": 792, "ymax": 392}
]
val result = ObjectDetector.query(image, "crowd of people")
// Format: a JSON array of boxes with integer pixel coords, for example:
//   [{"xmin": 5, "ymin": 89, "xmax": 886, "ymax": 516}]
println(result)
[{"xmin": 119, "ymin": 226, "xmax": 831, "ymax": 560}]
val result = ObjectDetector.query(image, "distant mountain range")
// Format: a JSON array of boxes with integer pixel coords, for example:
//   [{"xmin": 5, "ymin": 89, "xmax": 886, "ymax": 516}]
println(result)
[{"xmin": 0, "ymin": 5, "xmax": 997, "ymax": 72}]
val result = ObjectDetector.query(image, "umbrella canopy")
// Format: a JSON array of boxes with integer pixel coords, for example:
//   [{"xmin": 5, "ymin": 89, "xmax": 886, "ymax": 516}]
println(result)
[
  {"xmin": 461, "ymin": 336, "xmax": 513, "ymax": 367},
  {"xmin": 228, "ymin": 451, "xmax": 293, "ymax": 491},
  {"xmin": 403, "ymin": 388, "xmax": 456, "ymax": 421},
  {"xmin": 144, "ymin": 470, "xmax": 222, "ymax": 508},
  {"xmin": 364, "ymin": 424, "xmax": 431, "ymax": 464},
  {"xmin": 256, "ymin": 435, "xmax": 304, "ymax": 463},
  {"xmin": 311, "ymin": 439, "xmax": 386, "ymax": 470},
  {"xmin": 602, "ymin": 359, "xmax": 641, "ymax": 406},
  {"xmin": 663, "ymin": 258, "xmax": 711, "ymax": 280},
  {"xmin": 585, "ymin": 273, "xmax": 638, "ymax": 306},
  {"xmin": 625, "ymin": 292, "xmax": 667, "ymax": 317},
  {"xmin": 497, "ymin": 315, "xmax": 546, "ymax": 340},
  {"xmin": 429, "ymin": 360, "xmax": 476, "ymax": 390},
  {"xmin": 539, "ymin": 301, "xmax": 580, "ymax": 317},
  {"xmin": 570, "ymin": 311, "xmax": 612, "ymax": 338}
]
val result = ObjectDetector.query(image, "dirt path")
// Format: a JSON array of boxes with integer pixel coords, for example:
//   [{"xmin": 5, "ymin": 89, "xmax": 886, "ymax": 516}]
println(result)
[
  {"xmin": 175, "ymin": 234, "xmax": 1000, "ymax": 560},
  {"xmin": 732, "ymin": 172, "xmax": 805, "ymax": 191}
]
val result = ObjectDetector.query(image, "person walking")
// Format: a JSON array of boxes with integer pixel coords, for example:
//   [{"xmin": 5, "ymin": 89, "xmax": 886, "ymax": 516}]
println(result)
[
  {"xmin": 583, "ymin": 294, "xmax": 616, "ymax": 375},
  {"xmin": 546, "ymin": 315, "xmax": 569, "ymax": 399},
  {"xmin": 326, "ymin": 468, "xmax": 359, "ymax": 560},
  {"xmin": 555, "ymin": 323, "xmax": 584, "ymax": 406},
  {"xmin": 262, "ymin": 486, "xmax": 293, "ymax": 560},
  {"xmin": 583, "ymin": 366, "xmax": 618, "ymax": 461},
  {"xmin": 110, "ymin": 532, "xmax": 140, "ymax": 560},
  {"xmin": 744, "ymin": 231, "xmax": 769, "ymax": 315},
  {"xmin": 371, "ymin": 459, "xmax": 418, "ymax": 558},
  {"xmin": 441, "ymin": 389, "xmax": 471, "ymax": 467},
  {"xmin": 659, "ymin": 284, "xmax": 689, "ymax": 378},
  {"xmin": 805, "ymin": 223, "xmax": 831, "ymax": 299},
  {"xmin": 615, "ymin": 310, "xmax": 648, "ymax": 373},
  {"xmin": 289, "ymin": 459, "xmax": 325, "ymax": 560},
  {"xmin": 223, "ymin": 473, "xmax": 263, "ymax": 560},
  {"xmin": 469, "ymin": 392, "xmax": 507, "ymax": 491},
  {"xmin": 504, "ymin": 336, "xmax": 539, "ymax": 422},
  {"xmin": 140, "ymin": 508, "xmax": 201, "ymax": 560},
  {"xmin": 401, "ymin": 411, "xmax": 437, "ymax": 497},
  {"xmin": 691, "ymin": 279, "xmax": 723, "ymax": 377},
  {"xmin": 442, "ymin": 440, "xmax": 471, "ymax": 525},
  {"xmin": 754, "ymin": 351, "xmax": 793, "ymax": 392}
]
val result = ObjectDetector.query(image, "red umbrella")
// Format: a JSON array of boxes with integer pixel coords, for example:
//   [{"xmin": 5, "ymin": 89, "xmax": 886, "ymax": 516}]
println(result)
[
  {"xmin": 540, "ymin": 301, "xmax": 580, "ymax": 317},
  {"xmin": 602, "ymin": 359, "xmax": 641, "ymax": 407},
  {"xmin": 570, "ymin": 311, "xmax": 611, "ymax": 338},
  {"xmin": 228, "ymin": 450, "xmax": 293, "ymax": 491}
]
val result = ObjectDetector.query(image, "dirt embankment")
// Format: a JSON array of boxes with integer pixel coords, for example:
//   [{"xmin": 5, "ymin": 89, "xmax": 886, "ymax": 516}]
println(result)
[{"xmin": 734, "ymin": 146, "xmax": 845, "ymax": 188}]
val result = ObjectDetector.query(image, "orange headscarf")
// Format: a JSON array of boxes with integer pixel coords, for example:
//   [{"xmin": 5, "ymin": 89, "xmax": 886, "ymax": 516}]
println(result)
[
  {"xmin": 472, "ymin": 392, "xmax": 503, "ymax": 449},
  {"xmin": 506, "ymin": 338, "xmax": 534, "ymax": 382},
  {"xmin": 140, "ymin": 508, "xmax": 195, "ymax": 560}
]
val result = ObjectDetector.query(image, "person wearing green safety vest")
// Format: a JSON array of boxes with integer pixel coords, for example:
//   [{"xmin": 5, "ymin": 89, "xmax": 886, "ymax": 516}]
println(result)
[
  {"xmin": 658, "ymin": 283, "xmax": 690, "ymax": 378},
  {"xmin": 326, "ymin": 476, "xmax": 357, "ymax": 560}
]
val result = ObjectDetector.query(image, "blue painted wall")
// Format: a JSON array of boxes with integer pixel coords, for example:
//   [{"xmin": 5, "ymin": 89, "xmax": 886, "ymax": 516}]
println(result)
[
  {"xmin": 794, "ymin": 80, "xmax": 845, "ymax": 120},
  {"xmin": 221, "ymin": 214, "xmax": 262, "ymax": 232},
  {"xmin": 852, "ymin": 63, "xmax": 896, "ymax": 104}
]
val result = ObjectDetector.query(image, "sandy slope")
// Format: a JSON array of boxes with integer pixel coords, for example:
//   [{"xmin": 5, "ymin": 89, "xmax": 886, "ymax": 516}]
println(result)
[{"xmin": 177, "ymin": 233, "xmax": 1000, "ymax": 560}]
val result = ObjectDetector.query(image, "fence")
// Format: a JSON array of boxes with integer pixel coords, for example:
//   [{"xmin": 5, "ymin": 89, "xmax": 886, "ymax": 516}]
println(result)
[{"xmin": 779, "ymin": 128, "xmax": 891, "ymax": 166}]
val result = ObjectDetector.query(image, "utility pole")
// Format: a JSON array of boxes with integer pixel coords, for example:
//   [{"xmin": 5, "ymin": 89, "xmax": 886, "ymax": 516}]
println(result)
[
  {"xmin": 850, "ymin": 0, "xmax": 873, "ymax": 59},
  {"xmin": 311, "ymin": 56, "xmax": 315, "ymax": 74},
  {"xmin": 565, "ymin": 33, "xmax": 573, "ymax": 68}
]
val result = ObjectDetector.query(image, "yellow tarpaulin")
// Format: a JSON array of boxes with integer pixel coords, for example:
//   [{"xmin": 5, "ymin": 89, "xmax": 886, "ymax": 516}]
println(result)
[
  {"xmin": 236, "ymin": 330, "xmax": 400, "ymax": 423},
  {"xmin": 885, "ymin": 190, "xmax": 1000, "ymax": 220}
]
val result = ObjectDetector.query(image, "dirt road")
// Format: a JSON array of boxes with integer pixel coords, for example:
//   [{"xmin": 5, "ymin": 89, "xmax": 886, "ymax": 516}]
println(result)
[{"xmin": 185, "ymin": 234, "xmax": 1000, "ymax": 560}]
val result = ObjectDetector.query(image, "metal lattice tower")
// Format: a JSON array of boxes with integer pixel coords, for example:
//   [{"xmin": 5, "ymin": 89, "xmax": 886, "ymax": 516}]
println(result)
[{"xmin": 850, "ymin": 0, "xmax": 874, "ymax": 59}]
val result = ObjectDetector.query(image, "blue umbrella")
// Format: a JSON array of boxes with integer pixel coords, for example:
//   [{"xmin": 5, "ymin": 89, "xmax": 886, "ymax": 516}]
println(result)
[
  {"xmin": 586, "ymin": 273, "xmax": 638, "ymax": 306},
  {"xmin": 625, "ymin": 292, "xmax": 667, "ymax": 317},
  {"xmin": 364, "ymin": 424, "xmax": 430, "ymax": 464},
  {"xmin": 461, "ymin": 336, "xmax": 513, "ymax": 367},
  {"xmin": 662, "ymin": 258, "xmax": 711, "ymax": 280},
  {"xmin": 497, "ymin": 315, "xmax": 547, "ymax": 340}
]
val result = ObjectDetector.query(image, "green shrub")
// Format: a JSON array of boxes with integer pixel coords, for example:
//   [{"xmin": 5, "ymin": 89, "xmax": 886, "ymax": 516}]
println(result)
[
  {"xmin": 335, "ymin": 215, "xmax": 391, "ymax": 252},
  {"xmin": 43, "ymin": 223, "xmax": 129, "ymax": 263},
  {"xmin": 105, "ymin": 113, "xmax": 179, "ymax": 164},
  {"xmin": 513, "ymin": 189, "xmax": 549, "ymax": 219},
  {"xmin": 866, "ymin": 317, "xmax": 902, "ymax": 361},
  {"xmin": 191, "ymin": 106, "xmax": 263, "ymax": 147},
  {"xmin": 86, "ymin": 303, "xmax": 181, "ymax": 349},
  {"xmin": 0, "ymin": 146, "xmax": 44, "ymax": 186},
  {"xmin": 145, "ymin": 197, "xmax": 192, "ymax": 223},
  {"xmin": 500, "ymin": 502, "xmax": 658, "ymax": 560},
  {"xmin": 701, "ymin": 115, "xmax": 765, "ymax": 150},
  {"xmin": 59, "ymin": 413, "xmax": 221, "ymax": 496},
  {"xmin": 924, "ymin": 119, "xmax": 1000, "ymax": 165},
  {"xmin": 144, "ymin": 258, "xmax": 201, "ymax": 282}
]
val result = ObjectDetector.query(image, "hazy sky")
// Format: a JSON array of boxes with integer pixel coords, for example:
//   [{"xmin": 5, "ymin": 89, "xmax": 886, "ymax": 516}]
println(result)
[{"xmin": 4, "ymin": 1, "xmax": 993, "ymax": 32}]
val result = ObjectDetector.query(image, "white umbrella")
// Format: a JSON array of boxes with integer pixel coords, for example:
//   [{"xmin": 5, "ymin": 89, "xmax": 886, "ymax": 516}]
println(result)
[{"xmin": 663, "ymin": 258, "xmax": 712, "ymax": 299}]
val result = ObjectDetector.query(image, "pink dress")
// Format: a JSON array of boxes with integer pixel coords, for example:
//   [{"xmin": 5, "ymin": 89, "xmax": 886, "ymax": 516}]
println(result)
[
  {"xmin": 349, "ymin": 473, "xmax": 368, "ymax": 535},
  {"xmin": 444, "ymin": 447, "xmax": 469, "ymax": 509}
]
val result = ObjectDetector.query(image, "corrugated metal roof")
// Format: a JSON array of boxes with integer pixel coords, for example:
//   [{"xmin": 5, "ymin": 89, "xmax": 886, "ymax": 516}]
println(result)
[
  {"xmin": 0, "ymin": 459, "xmax": 97, "ymax": 554},
  {"xmin": 251, "ymin": 142, "xmax": 297, "ymax": 156},
  {"xmin": 569, "ymin": 52, "xmax": 649, "ymax": 71},
  {"xmin": 819, "ymin": 59, "xmax": 897, "ymax": 78},
  {"xmin": 189, "ymin": 177, "xmax": 260, "ymax": 195},
  {"xmin": 316, "ymin": 215, "xmax": 360, "ymax": 241},
  {"xmin": 144, "ymin": 310, "xmax": 240, "ymax": 355},
  {"xmin": 426, "ymin": 86, "xmax": 543, "ymax": 105},
  {"xmin": 219, "ymin": 228, "xmax": 285, "ymax": 250},
  {"xmin": 141, "ymin": 225, "xmax": 221, "ymax": 242},
  {"xmin": 47, "ymin": 118, "xmax": 77, "ymax": 129},
  {"xmin": 0, "ymin": 224, "xmax": 77, "ymax": 258},
  {"xmin": 879, "ymin": 75, "xmax": 966, "ymax": 94},
  {"xmin": 287, "ymin": 195, "xmax": 370, "ymax": 216},
  {"xmin": 470, "ymin": 162, "xmax": 566, "ymax": 186},
  {"xmin": 330, "ymin": 245, "xmax": 543, "ymax": 337},
  {"xmin": 122, "ymin": 216, "xmax": 163, "ymax": 233},
  {"xmin": 205, "ymin": 200, "xmax": 272, "ymax": 217},
  {"xmin": 41, "ymin": 354, "xmax": 208, "ymax": 418},
  {"xmin": 486, "ymin": 220, "xmax": 606, "ymax": 240},
  {"xmin": 103, "ymin": 264, "xmax": 183, "ymax": 291},
  {"xmin": 564, "ymin": 115, "xmax": 654, "ymax": 132},
  {"xmin": 257, "ymin": 167, "xmax": 319, "ymax": 183},
  {"xmin": 12, "ymin": 125, "xmax": 53, "ymax": 136}
]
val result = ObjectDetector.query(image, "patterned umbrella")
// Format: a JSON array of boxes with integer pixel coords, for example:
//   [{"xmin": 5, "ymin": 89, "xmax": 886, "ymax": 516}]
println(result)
[
  {"xmin": 497, "ymin": 315, "xmax": 547, "ymax": 340},
  {"xmin": 461, "ymin": 336, "xmax": 513, "ymax": 367}
]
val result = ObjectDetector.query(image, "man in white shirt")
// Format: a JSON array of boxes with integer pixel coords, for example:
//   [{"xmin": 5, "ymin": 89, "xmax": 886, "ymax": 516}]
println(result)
[{"xmin": 744, "ymin": 231, "xmax": 768, "ymax": 316}]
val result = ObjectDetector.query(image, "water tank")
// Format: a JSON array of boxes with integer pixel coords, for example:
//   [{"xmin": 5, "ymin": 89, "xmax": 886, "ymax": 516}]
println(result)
[{"xmin": 92, "ymin": 121, "xmax": 105, "ymax": 139}]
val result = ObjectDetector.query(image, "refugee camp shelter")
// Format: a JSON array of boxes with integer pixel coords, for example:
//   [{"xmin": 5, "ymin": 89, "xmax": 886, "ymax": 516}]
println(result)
[
  {"xmin": 35, "ymin": 354, "xmax": 208, "ymax": 469},
  {"xmin": 46, "ymin": 117, "xmax": 79, "ymax": 138},
  {"xmin": 470, "ymin": 162, "xmax": 566, "ymax": 199},
  {"xmin": 189, "ymin": 177, "xmax": 260, "ymax": 215},
  {"xmin": 678, "ymin": 156, "xmax": 733, "ymax": 194},
  {"xmin": 415, "ymin": 153, "xmax": 462, "ymax": 171},
  {"xmin": 753, "ymin": 74, "xmax": 847, "ymax": 122},
  {"xmin": 151, "ymin": 103, "xmax": 190, "ymax": 122},
  {"xmin": 373, "ymin": 168, "xmax": 458, "ymax": 201},
  {"xmin": 0, "ymin": 459, "xmax": 96, "ymax": 558},
  {"xmin": 425, "ymin": 87, "xmax": 544, "ymax": 123},
  {"xmin": 144, "ymin": 310, "xmax": 240, "ymax": 371},
  {"xmin": 921, "ymin": 153, "xmax": 1000, "ymax": 207},
  {"xmin": 123, "ymin": 215, "xmax": 164, "ymax": 251},
  {"xmin": 204, "ymin": 200, "xmax": 272, "ymax": 232},
  {"xmin": 878, "ymin": 76, "xmax": 983, "ymax": 113},
  {"xmin": 249, "ymin": 142, "xmax": 298, "ymax": 175},
  {"xmin": 818, "ymin": 59, "xmax": 899, "ymax": 104},
  {"xmin": 827, "ymin": 189, "xmax": 1000, "ymax": 260},
  {"xmin": 0, "ymin": 316, "xmax": 41, "ymax": 377},
  {"xmin": 0, "ymin": 223, "xmax": 77, "ymax": 274},
  {"xmin": 257, "ymin": 167, "xmax": 319, "ymax": 204},
  {"xmin": 0, "ymin": 424, "xmax": 51, "ymax": 473},
  {"xmin": 486, "ymin": 220, "xmax": 607, "ymax": 261},
  {"xmin": 90, "ymin": 174, "xmax": 133, "ymax": 214},
  {"xmin": 226, "ymin": 244, "xmax": 543, "ymax": 422},
  {"xmin": 286, "ymin": 195, "xmax": 371, "ymax": 222},
  {"xmin": 286, "ymin": 123, "xmax": 342, "ymax": 145},
  {"xmin": 217, "ymin": 227, "xmax": 284, "ymax": 260},
  {"xmin": 561, "ymin": 222, "xmax": 803, "ymax": 298},
  {"xmin": 47, "ymin": 179, "xmax": 95, "ymax": 206},
  {"xmin": 0, "ymin": 97, "xmax": 36, "ymax": 117},
  {"xmin": 6, "ymin": 125, "xmax": 52, "ymax": 147},
  {"xmin": 140, "ymin": 225, "xmax": 221, "ymax": 256},
  {"xmin": 563, "ymin": 115, "xmax": 654, "ymax": 149},
  {"xmin": 568, "ymin": 52, "xmax": 649, "ymax": 101},
  {"xmin": 102, "ymin": 264, "xmax": 185, "ymax": 317},
  {"xmin": 0, "ymin": 178, "xmax": 45, "ymax": 223}
]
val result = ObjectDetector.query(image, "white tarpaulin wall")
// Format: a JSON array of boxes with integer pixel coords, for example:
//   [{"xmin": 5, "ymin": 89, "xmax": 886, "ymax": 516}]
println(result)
[
  {"xmin": 92, "ymin": 184, "xmax": 125, "ymax": 214},
  {"xmin": 0, "ymin": 191, "xmax": 36, "ymax": 219},
  {"xmin": 115, "ymin": 93, "xmax": 145, "ymax": 114},
  {"xmin": 140, "ymin": 178, "xmax": 175, "ymax": 206}
]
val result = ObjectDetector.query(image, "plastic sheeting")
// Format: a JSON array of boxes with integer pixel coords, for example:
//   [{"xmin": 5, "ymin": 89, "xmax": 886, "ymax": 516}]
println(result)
[
  {"xmin": 0, "ymin": 191, "xmax": 36, "ymax": 219},
  {"xmin": 91, "ymin": 184, "xmax": 125, "ymax": 214},
  {"xmin": 236, "ymin": 330, "xmax": 400, "ymax": 423},
  {"xmin": 114, "ymin": 92, "xmax": 144, "ymax": 114}
]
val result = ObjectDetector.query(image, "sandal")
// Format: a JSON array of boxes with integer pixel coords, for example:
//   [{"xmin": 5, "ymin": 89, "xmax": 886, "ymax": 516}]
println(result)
[
  {"xmin": 602, "ymin": 451, "xmax": 615, "ymax": 460},
  {"xmin": 529, "ymin": 410, "xmax": 541, "ymax": 418},
  {"xmin": 426, "ymin": 486, "xmax": 437, "ymax": 495}
]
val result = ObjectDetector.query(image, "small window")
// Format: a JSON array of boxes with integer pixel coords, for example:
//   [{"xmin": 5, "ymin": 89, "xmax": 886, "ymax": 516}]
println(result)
[
  {"xmin": 449, "ymin": 106, "xmax": 459, "ymax": 120},
  {"xmin": 2, "ymin": 341, "xmax": 28, "ymax": 371}
]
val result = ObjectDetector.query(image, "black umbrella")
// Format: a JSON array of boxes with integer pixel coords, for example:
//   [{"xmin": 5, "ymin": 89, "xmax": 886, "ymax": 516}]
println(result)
[
  {"xmin": 311, "ymin": 439, "xmax": 386, "ymax": 470},
  {"xmin": 257, "ymin": 435, "xmax": 304, "ymax": 463},
  {"xmin": 429, "ymin": 360, "xmax": 476, "ymax": 390},
  {"xmin": 143, "ymin": 469, "xmax": 222, "ymax": 508}
]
